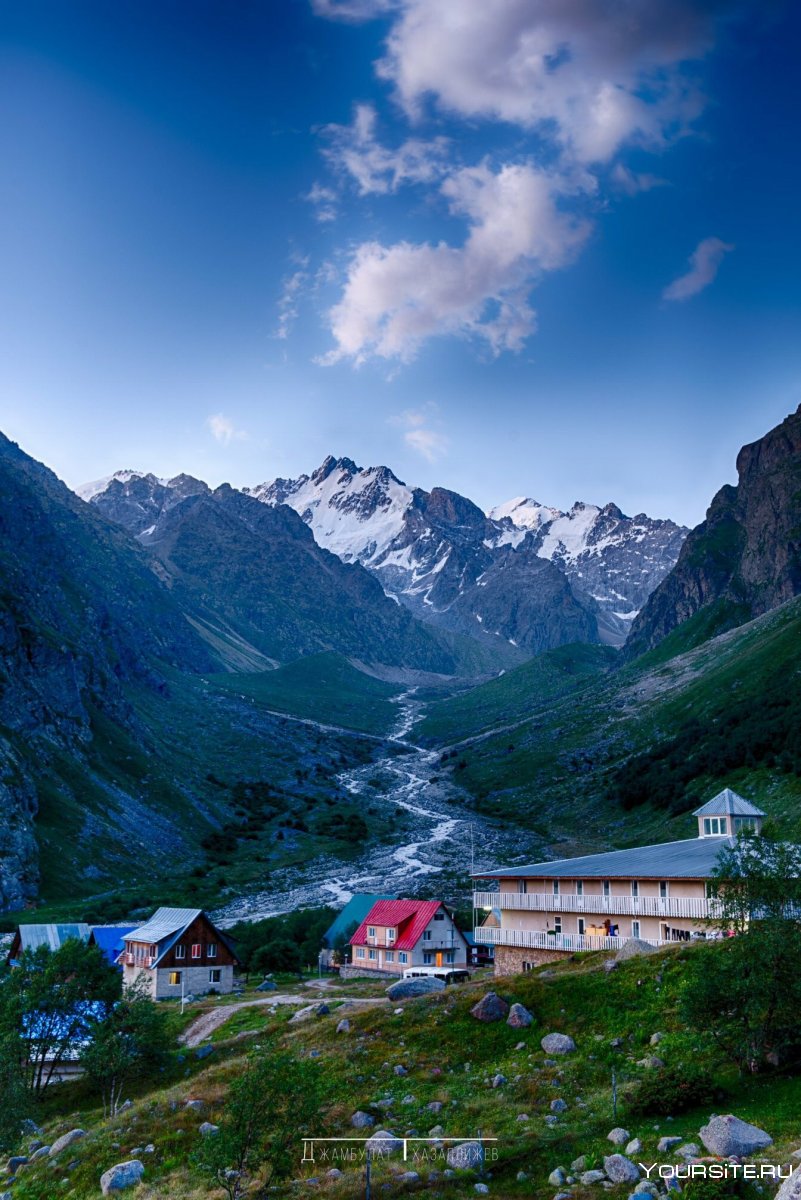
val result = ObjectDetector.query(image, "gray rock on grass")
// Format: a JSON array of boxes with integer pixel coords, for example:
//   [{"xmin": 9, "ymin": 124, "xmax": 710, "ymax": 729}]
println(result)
[
  {"xmin": 49, "ymin": 1130, "xmax": 85, "ymax": 1157},
  {"xmin": 446, "ymin": 1141, "xmax": 484, "ymax": 1170},
  {"xmin": 100, "ymin": 1160, "xmax": 145, "ymax": 1194},
  {"xmin": 506, "ymin": 1003, "xmax": 533, "ymax": 1028},
  {"xmin": 699, "ymin": 1114, "xmax": 772, "ymax": 1157},
  {"xmin": 470, "ymin": 993, "xmax": 509, "ymax": 1023},
  {"xmin": 604, "ymin": 1154, "xmax": 640, "ymax": 1184},
  {"xmin": 540, "ymin": 1033, "xmax": 575, "ymax": 1055}
]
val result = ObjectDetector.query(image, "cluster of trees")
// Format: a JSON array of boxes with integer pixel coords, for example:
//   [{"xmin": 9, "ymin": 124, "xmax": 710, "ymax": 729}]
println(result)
[
  {"xmin": 611, "ymin": 673, "xmax": 801, "ymax": 813},
  {"xmin": 0, "ymin": 941, "xmax": 171, "ymax": 1150},
  {"xmin": 229, "ymin": 906, "xmax": 335, "ymax": 976},
  {"xmin": 680, "ymin": 833, "xmax": 801, "ymax": 1073}
]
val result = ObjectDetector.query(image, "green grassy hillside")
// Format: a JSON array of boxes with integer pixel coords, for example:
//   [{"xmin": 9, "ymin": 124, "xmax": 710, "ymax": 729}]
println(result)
[
  {"xmin": 9, "ymin": 948, "xmax": 799, "ymax": 1199},
  {"xmin": 416, "ymin": 597, "xmax": 801, "ymax": 859}
]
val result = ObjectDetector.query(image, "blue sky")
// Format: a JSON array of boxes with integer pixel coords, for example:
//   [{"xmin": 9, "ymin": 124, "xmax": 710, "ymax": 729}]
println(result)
[{"xmin": 1, "ymin": 0, "xmax": 799, "ymax": 526}]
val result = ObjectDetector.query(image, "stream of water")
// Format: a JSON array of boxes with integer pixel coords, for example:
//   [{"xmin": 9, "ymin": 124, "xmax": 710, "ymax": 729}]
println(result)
[{"xmin": 215, "ymin": 689, "xmax": 522, "ymax": 926}]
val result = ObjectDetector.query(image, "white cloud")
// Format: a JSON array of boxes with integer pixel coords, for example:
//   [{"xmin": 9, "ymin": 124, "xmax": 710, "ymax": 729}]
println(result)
[
  {"xmin": 610, "ymin": 163, "xmax": 668, "ymax": 196},
  {"xmin": 207, "ymin": 414, "xmax": 248, "ymax": 445},
  {"xmin": 374, "ymin": 0, "xmax": 716, "ymax": 165},
  {"xmin": 662, "ymin": 236, "xmax": 734, "ymax": 302},
  {"xmin": 310, "ymin": 0, "xmax": 397, "ymax": 20},
  {"xmin": 319, "ymin": 161, "xmax": 591, "ymax": 363},
  {"xmin": 323, "ymin": 103, "xmax": 450, "ymax": 195},
  {"xmin": 275, "ymin": 259, "xmax": 311, "ymax": 339},
  {"xmin": 304, "ymin": 182, "xmax": 338, "ymax": 222},
  {"xmin": 390, "ymin": 406, "xmax": 449, "ymax": 461}
]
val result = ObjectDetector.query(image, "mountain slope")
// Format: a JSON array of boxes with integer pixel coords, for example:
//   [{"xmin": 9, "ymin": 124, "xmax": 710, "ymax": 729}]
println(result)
[{"xmin": 627, "ymin": 404, "xmax": 801, "ymax": 656}]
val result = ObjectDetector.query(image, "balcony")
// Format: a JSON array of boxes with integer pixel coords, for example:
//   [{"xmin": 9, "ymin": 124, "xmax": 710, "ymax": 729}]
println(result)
[
  {"xmin": 473, "ymin": 890, "xmax": 717, "ymax": 920},
  {"xmin": 474, "ymin": 926, "xmax": 666, "ymax": 953}
]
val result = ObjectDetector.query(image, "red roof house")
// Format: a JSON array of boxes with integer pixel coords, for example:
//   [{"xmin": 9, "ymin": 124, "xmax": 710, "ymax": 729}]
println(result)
[{"xmin": 349, "ymin": 898, "xmax": 468, "ymax": 976}]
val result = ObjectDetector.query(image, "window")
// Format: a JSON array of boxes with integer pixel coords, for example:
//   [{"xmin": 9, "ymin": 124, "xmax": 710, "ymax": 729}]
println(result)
[
  {"xmin": 423, "ymin": 930, "xmax": 432, "ymax": 941},
  {"xmin": 169, "ymin": 971, "xmax": 182, "ymax": 986},
  {"xmin": 734, "ymin": 816, "xmax": 756, "ymax": 832},
  {"xmin": 577, "ymin": 918, "xmax": 585, "ymax": 936},
  {"xmin": 522, "ymin": 960, "xmax": 533, "ymax": 972},
  {"xmin": 387, "ymin": 928, "xmax": 395, "ymax": 941},
  {"xmin": 175, "ymin": 944, "xmax": 186, "ymax": 960},
  {"xmin": 385, "ymin": 951, "xmax": 394, "ymax": 962},
  {"xmin": 209, "ymin": 969, "xmax": 221, "ymax": 984},
  {"xmin": 368, "ymin": 949, "xmax": 377, "ymax": 960},
  {"xmin": 576, "ymin": 880, "xmax": 583, "ymax": 896},
  {"xmin": 207, "ymin": 943, "xmax": 217, "ymax": 959},
  {"xmin": 367, "ymin": 926, "xmax": 376, "ymax": 938},
  {"xmin": 191, "ymin": 944, "xmax": 202, "ymax": 960},
  {"xmin": 423, "ymin": 951, "xmax": 433, "ymax": 964},
  {"xmin": 356, "ymin": 947, "xmax": 365, "ymax": 958},
  {"xmin": 703, "ymin": 817, "xmax": 728, "ymax": 836},
  {"xmin": 632, "ymin": 920, "xmax": 641, "ymax": 939},
  {"xmin": 554, "ymin": 917, "xmax": 562, "ymax": 934},
  {"xmin": 603, "ymin": 880, "xmax": 611, "ymax": 898},
  {"xmin": 434, "ymin": 912, "xmax": 445, "ymax": 921},
  {"xmin": 631, "ymin": 881, "xmax": 639, "ymax": 898},
  {"xmin": 149, "ymin": 944, "xmax": 157, "ymax": 957},
  {"xmin": 517, "ymin": 879, "xmax": 528, "ymax": 894},
  {"xmin": 445, "ymin": 951, "xmax": 454, "ymax": 964},
  {"xmin": 659, "ymin": 881, "xmax": 668, "ymax": 899},
  {"xmin": 399, "ymin": 952, "xmax": 408, "ymax": 964},
  {"xmin": 552, "ymin": 880, "xmax": 560, "ymax": 896}
]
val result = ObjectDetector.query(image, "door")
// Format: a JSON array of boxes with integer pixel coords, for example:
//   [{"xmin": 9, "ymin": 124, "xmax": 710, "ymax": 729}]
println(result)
[{"xmin": 435, "ymin": 951, "xmax": 443, "ymax": 967}]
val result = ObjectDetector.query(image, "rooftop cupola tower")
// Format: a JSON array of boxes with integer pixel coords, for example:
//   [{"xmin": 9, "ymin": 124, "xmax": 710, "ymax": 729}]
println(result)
[{"xmin": 693, "ymin": 789, "xmax": 765, "ymax": 838}]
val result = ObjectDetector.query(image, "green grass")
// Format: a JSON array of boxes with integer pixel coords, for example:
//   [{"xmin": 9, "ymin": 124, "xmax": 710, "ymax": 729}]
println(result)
[
  {"xmin": 207, "ymin": 652, "xmax": 403, "ymax": 736},
  {"xmin": 9, "ymin": 946, "xmax": 801, "ymax": 1200}
]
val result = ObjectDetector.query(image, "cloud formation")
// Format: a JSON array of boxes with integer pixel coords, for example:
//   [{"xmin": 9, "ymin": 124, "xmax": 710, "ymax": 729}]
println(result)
[
  {"xmin": 323, "ymin": 104, "xmax": 450, "ymax": 195},
  {"xmin": 662, "ymin": 235, "xmax": 734, "ymax": 302},
  {"xmin": 275, "ymin": 259, "xmax": 311, "ymax": 339},
  {"xmin": 390, "ymin": 406, "xmax": 449, "ymax": 461},
  {"xmin": 207, "ymin": 414, "xmax": 248, "ymax": 444},
  {"xmin": 320, "ymin": 161, "xmax": 591, "ymax": 363}
]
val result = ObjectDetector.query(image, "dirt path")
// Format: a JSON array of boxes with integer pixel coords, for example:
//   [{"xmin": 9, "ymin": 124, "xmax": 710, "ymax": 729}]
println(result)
[{"xmin": 180, "ymin": 992, "xmax": 387, "ymax": 1047}]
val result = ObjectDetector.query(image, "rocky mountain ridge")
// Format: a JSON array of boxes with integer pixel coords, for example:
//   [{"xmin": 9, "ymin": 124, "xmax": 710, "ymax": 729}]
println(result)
[
  {"xmin": 82, "ymin": 456, "xmax": 688, "ymax": 652},
  {"xmin": 627, "ymin": 404, "xmax": 801, "ymax": 656}
]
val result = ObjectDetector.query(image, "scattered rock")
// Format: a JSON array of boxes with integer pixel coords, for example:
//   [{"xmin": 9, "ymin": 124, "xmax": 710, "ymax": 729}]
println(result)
[
  {"xmin": 607, "ymin": 1127, "xmax": 631, "ymax": 1146},
  {"xmin": 604, "ymin": 1154, "xmax": 640, "ymax": 1184},
  {"xmin": 198, "ymin": 1123, "xmax": 219, "ymax": 1137},
  {"xmin": 491, "ymin": 1074, "xmax": 506, "ymax": 1088},
  {"xmin": 100, "ymin": 1161, "xmax": 145, "ymax": 1195},
  {"xmin": 625, "ymin": 1139, "xmax": 642, "ymax": 1156},
  {"xmin": 184, "ymin": 1100, "xmax": 204, "ymax": 1112},
  {"xmin": 506, "ymin": 1003, "xmax": 533, "ymax": 1028},
  {"xmin": 326, "ymin": 1169, "xmax": 343, "ymax": 1180},
  {"xmin": 550, "ymin": 1099, "xmax": 568, "ymax": 1113},
  {"xmin": 650, "ymin": 1032, "xmax": 664, "ymax": 1046},
  {"xmin": 637, "ymin": 1056, "xmax": 664, "ymax": 1070},
  {"xmin": 515, "ymin": 1041, "xmax": 526, "ymax": 1051},
  {"xmin": 49, "ymin": 1131, "xmax": 85, "ymax": 1157},
  {"xmin": 401, "ymin": 1095, "xmax": 416, "ymax": 1105},
  {"xmin": 30, "ymin": 1147, "xmax": 51, "ymax": 1162},
  {"xmin": 365, "ymin": 1130, "xmax": 403, "ymax": 1157},
  {"xmin": 614, "ymin": 939, "xmax": 658, "ymax": 961},
  {"xmin": 6, "ymin": 1156, "xmax": 27, "ymax": 1175},
  {"xmin": 776, "ymin": 1166, "xmax": 801, "ymax": 1200},
  {"xmin": 657, "ymin": 1137, "xmax": 682, "ymax": 1153},
  {"xmin": 581, "ymin": 1169, "xmax": 607, "ymax": 1184},
  {"xmin": 427, "ymin": 1102, "xmax": 443, "ymax": 1114},
  {"xmin": 549, "ymin": 1168, "xmax": 567, "ymax": 1186},
  {"xmin": 571, "ymin": 1156, "xmax": 587, "ymax": 1172},
  {"xmin": 351, "ymin": 1112, "xmax": 375, "ymax": 1129},
  {"xmin": 516, "ymin": 1114, "xmax": 529, "ymax": 1122},
  {"xmin": 394, "ymin": 1065, "xmax": 408, "ymax": 1077},
  {"xmin": 676, "ymin": 1143, "xmax": 700, "ymax": 1160},
  {"xmin": 603, "ymin": 960, "xmax": 619, "ymax": 973},
  {"xmin": 541, "ymin": 1033, "xmax": 576, "ymax": 1055},
  {"xmin": 470, "ymin": 993, "xmax": 509, "ymax": 1023},
  {"xmin": 195, "ymin": 1045, "xmax": 214, "ymax": 1060},
  {"xmin": 446, "ymin": 1141, "xmax": 484, "ymax": 1170},
  {"xmin": 544, "ymin": 1115, "xmax": 559, "ymax": 1127},
  {"xmin": 386, "ymin": 977, "xmax": 445, "ymax": 1001},
  {"xmin": 474, "ymin": 1186, "xmax": 489, "ymax": 1195},
  {"xmin": 255, "ymin": 979, "xmax": 276, "ymax": 991},
  {"xmin": 336, "ymin": 1019, "xmax": 351, "ymax": 1034},
  {"xmin": 400, "ymin": 1171, "xmax": 420, "ymax": 1184},
  {"xmin": 699, "ymin": 1114, "xmax": 773, "ymax": 1158}
]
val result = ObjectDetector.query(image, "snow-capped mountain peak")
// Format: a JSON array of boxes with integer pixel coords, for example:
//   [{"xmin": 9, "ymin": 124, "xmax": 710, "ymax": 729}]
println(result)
[
  {"xmin": 487, "ymin": 496, "xmax": 563, "ymax": 531},
  {"xmin": 76, "ymin": 469, "xmax": 160, "ymax": 503}
]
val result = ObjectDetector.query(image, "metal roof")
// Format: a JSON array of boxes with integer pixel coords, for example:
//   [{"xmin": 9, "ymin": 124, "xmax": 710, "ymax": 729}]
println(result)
[
  {"xmin": 323, "ymin": 894, "xmax": 396, "ymax": 948},
  {"xmin": 88, "ymin": 926, "xmax": 137, "ymax": 966},
  {"xmin": 351, "ymin": 899, "xmax": 464, "ymax": 951},
  {"xmin": 125, "ymin": 908, "xmax": 202, "ymax": 945},
  {"xmin": 692, "ymin": 788, "xmax": 765, "ymax": 818},
  {"xmin": 474, "ymin": 836, "xmax": 738, "ymax": 880},
  {"xmin": 17, "ymin": 924, "xmax": 90, "ymax": 952}
]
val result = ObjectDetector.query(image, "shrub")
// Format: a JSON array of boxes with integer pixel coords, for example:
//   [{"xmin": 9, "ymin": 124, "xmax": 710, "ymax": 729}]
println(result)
[{"xmin": 626, "ymin": 1061, "xmax": 720, "ymax": 1116}]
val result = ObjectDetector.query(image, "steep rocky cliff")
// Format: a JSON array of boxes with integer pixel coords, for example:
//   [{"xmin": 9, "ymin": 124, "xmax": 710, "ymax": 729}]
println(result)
[{"xmin": 627, "ymin": 405, "xmax": 801, "ymax": 656}]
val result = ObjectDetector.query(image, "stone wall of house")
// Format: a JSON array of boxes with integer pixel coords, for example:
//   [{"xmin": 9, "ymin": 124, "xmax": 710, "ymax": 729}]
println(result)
[
  {"xmin": 154, "ymin": 964, "xmax": 234, "ymax": 1000},
  {"xmin": 493, "ymin": 945, "xmax": 570, "ymax": 975},
  {"xmin": 339, "ymin": 964, "xmax": 396, "ymax": 982}
]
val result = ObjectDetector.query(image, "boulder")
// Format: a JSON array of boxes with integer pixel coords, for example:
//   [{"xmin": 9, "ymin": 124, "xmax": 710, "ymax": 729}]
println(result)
[
  {"xmin": 551, "ymin": 1099, "xmax": 568, "ymax": 1113},
  {"xmin": 255, "ymin": 979, "xmax": 276, "ymax": 992},
  {"xmin": 637, "ymin": 1056, "xmax": 664, "ymax": 1070},
  {"xmin": 540, "ymin": 1033, "xmax": 575, "ymax": 1055},
  {"xmin": 351, "ymin": 1112, "xmax": 375, "ymax": 1129},
  {"xmin": 604, "ymin": 1155, "xmax": 640, "ymax": 1184},
  {"xmin": 6, "ymin": 1157, "xmax": 27, "ymax": 1175},
  {"xmin": 776, "ymin": 1167, "xmax": 801, "ymax": 1200},
  {"xmin": 474, "ymin": 1186, "xmax": 489, "ymax": 1195},
  {"xmin": 614, "ymin": 938, "xmax": 658, "ymax": 961},
  {"xmin": 336, "ymin": 1019, "xmax": 351, "ymax": 1033},
  {"xmin": 699, "ymin": 1114, "xmax": 772, "ymax": 1158},
  {"xmin": 400, "ymin": 1171, "xmax": 420, "ymax": 1184},
  {"xmin": 607, "ymin": 1127, "xmax": 631, "ymax": 1146},
  {"xmin": 446, "ymin": 1141, "xmax": 484, "ymax": 1170},
  {"xmin": 289, "ymin": 1004, "xmax": 316, "ymax": 1024},
  {"xmin": 198, "ymin": 1123, "xmax": 219, "ymax": 1137},
  {"xmin": 626, "ymin": 1139, "xmax": 642, "ymax": 1156},
  {"xmin": 470, "ymin": 993, "xmax": 509, "ymax": 1023},
  {"xmin": 548, "ymin": 1168, "xmax": 567, "ymax": 1186},
  {"xmin": 49, "ymin": 1130, "xmax": 85, "ymax": 1157},
  {"xmin": 365, "ymin": 1130, "xmax": 403, "ymax": 1157},
  {"xmin": 491, "ymin": 1074, "xmax": 506, "ymax": 1088},
  {"xmin": 100, "ymin": 1160, "xmax": 145, "ymax": 1195},
  {"xmin": 394, "ymin": 1065, "xmax": 408, "ymax": 1076},
  {"xmin": 184, "ymin": 1100, "xmax": 204, "ymax": 1112},
  {"xmin": 506, "ymin": 1003, "xmax": 533, "ymax": 1029},
  {"xmin": 650, "ymin": 1032, "xmax": 664, "ymax": 1046},
  {"xmin": 657, "ymin": 1137, "xmax": 682, "ymax": 1153},
  {"xmin": 315, "ymin": 1003, "xmax": 330, "ymax": 1017},
  {"xmin": 581, "ymin": 1169, "xmax": 607, "ymax": 1184},
  {"xmin": 427, "ymin": 1101, "xmax": 443, "ymax": 1114},
  {"xmin": 676, "ymin": 1143, "xmax": 700, "ymax": 1160},
  {"xmin": 30, "ymin": 1147, "xmax": 51, "ymax": 1162},
  {"xmin": 195, "ymin": 1045, "xmax": 214, "ymax": 1060},
  {"xmin": 386, "ymin": 977, "xmax": 445, "ymax": 1001}
]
